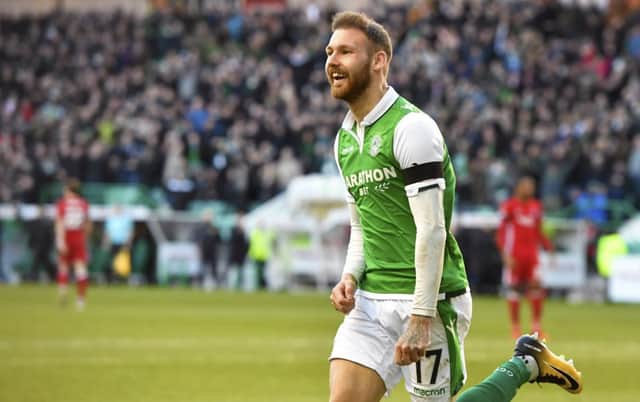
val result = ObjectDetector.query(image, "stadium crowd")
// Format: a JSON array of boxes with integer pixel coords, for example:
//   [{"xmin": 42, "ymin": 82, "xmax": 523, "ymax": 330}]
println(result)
[{"xmin": 1, "ymin": 0, "xmax": 640, "ymax": 219}]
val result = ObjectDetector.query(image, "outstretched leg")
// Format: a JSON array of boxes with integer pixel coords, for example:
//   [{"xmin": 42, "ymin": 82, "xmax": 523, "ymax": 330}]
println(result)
[
  {"xmin": 456, "ymin": 357, "xmax": 532, "ymax": 402},
  {"xmin": 456, "ymin": 333, "xmax": 582, "ymax": 402}
]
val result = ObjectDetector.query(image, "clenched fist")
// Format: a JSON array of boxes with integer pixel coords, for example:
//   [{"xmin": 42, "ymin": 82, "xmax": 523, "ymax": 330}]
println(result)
[
  {"xmin": 330, "ymin": 273, "xmax": 357, "ymax": 314},
  {"xmin": 394, "ymin": 315, "xmax": 432, "ymax": 365}
]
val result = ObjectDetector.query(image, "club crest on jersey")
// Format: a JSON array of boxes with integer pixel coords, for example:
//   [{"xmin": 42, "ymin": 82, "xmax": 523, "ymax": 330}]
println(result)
[
  {"xmin": 370, "ymin": 135, "xmax": 382, "ymax": 157},
  {"xmin": 341, "ymin": 145, "xmax": 355, "ymax": 155}
]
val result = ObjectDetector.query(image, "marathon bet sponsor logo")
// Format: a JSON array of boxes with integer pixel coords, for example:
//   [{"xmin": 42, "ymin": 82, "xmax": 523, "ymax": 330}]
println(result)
[
  {"xmin": 413, "ymin": 387, "xmax": 446, "ymax": 397},
  {"xmin": 344, "ymin": 166, "xmax": 398, "ymax": 188}
]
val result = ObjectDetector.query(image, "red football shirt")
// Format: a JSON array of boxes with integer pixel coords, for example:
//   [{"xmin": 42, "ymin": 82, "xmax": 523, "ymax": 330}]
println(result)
[
  {"xmin": 56, "ymin": 194, "xmax": 89, "ymax": 245},
  {"xmin": 496, "ymin": 197, "xmax": 553, "ymax": 262}
]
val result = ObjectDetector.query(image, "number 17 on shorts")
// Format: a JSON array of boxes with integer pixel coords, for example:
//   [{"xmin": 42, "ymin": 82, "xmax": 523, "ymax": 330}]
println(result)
[{"xmin": 406, "ymin": 348, "xmax": 451, "ymax": 400}]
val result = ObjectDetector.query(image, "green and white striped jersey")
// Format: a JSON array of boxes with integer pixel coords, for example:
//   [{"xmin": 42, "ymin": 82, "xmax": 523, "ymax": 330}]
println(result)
[{"xmin": 334, "ymin": 87, "xmax": 468, "ymax": 295}]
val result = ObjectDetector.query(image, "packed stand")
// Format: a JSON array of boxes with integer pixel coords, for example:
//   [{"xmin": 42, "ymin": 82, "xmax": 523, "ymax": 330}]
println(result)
[{"xmin": 1, "ymin": 1, "xmax": 639, "ymax": 222}]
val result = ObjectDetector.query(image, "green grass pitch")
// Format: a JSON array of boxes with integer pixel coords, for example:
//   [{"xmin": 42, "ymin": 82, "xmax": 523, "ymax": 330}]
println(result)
[{"xmin": 0, "ymin": 285, "xmax": 638, "ymax": 402}]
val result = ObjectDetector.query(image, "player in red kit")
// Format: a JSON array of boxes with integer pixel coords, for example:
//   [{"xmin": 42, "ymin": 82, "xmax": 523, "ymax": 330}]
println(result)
[
  {"xmin": 55, "ymin": 178, "xmax": 92, "ymax": 310},
  {"xmin": 496, "ymin": 176, "xmax": 553, "ymax": 339}
]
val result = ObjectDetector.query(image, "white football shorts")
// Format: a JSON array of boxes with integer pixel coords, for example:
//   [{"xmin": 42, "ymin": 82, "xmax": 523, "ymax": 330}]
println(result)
[{"xmin": 330, "ymin": 289, "xmax": 472, "ymax": 401}]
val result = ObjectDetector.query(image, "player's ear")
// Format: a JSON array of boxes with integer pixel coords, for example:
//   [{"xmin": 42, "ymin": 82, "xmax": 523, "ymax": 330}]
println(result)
[{"xmin": 371, "ymin": 49, "xmax": 388, "ymax": 74}]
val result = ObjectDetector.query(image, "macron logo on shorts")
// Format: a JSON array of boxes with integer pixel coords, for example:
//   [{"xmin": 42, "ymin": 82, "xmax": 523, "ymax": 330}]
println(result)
[{"xmin": 413, "ymin": 387, "xmax": 446, "ymax": 398}]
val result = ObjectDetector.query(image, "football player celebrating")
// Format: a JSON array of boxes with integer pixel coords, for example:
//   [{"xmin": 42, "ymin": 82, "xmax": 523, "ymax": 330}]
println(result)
[{"xmin": 325, "ymin": 11, "xmax": 581, "ymax": 402}]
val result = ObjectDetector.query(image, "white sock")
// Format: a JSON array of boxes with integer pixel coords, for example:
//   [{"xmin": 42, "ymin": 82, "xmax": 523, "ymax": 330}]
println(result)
[{"xmin": 515, "ymin": 355, "xmax": 540, "ymax": 381}]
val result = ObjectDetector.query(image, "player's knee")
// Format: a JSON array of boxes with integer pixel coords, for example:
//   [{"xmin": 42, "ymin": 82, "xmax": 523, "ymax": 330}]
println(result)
[
  {"xmin": 329, "ymin": 359, "xmax": 386, "ymax": 402},
  {"xmin": 330, "ymin": 379, "xmax": 385, "ymax": 402},
  {"xmin": 506, "ymin": 288, "xmax": 520, "ymax": 300},
  {"xmin": 74, "ymin": 265, "xmax": 88, "ymax": 279},
  {"xmin": 329, "ymin": 387, "xmax": 359, "ymax": 402},
  {"xmin": 329, "ymin": 376, "xmax": 370, "ymax": 402}
]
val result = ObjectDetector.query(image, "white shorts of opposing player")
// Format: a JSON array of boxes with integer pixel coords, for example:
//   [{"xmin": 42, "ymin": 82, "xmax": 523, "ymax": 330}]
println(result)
[{"xmin": 330, "ymin": 290, "xmax": 472, "ymax": 402}]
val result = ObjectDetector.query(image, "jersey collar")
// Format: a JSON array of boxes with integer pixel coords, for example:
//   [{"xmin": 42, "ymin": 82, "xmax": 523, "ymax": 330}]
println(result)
[{"xmin": 341, "ymin": 86, "xmax": 399, "ymax": 129}]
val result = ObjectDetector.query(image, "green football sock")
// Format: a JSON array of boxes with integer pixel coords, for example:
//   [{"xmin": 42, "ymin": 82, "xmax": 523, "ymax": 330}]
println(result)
[{"xmin": 456, "ymin": 358, "xmax": 531, "ymax": 402}]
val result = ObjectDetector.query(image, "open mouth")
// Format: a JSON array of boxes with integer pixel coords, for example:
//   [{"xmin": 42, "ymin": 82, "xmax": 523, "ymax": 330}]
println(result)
[{"xmin": 331, "ymin": 72, "xmax": 347, "ymax": 84}]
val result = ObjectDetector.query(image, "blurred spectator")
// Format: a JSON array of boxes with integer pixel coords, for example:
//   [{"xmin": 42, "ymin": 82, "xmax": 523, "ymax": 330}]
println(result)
[
  {"xmin": 628, "ymin": 136, "xmax": 640, "ymax": 199},
  {"xmin": 186, "ymin": 97, "xmax": 209, "ymax": 135},
  {"xmin": 247, "ymin": 220, "xmax": 274, "ymax": 290},
  {"xmin": 0, "ymin": 1, "xmax": 638, "ymax": 222},
  {"xmin": 24, "ymin": 206, "xmax": 55, "ymax": 281},
  {"xmin": 162, "ymin": 132, "xmax": 195, "ymax": 209},
  {"xmin": 192, "ymin": 210, "xmax": 222, "ymax": 288},
  {"xmin": 628, "ymin": 25, "xmax": 640, "ymax": 59},
  {"xmin": 275, "ymin": 147, "xmax": 303, "ymax": 190},
  {"xmin": 574, "ymin": 182, "xmax": 610, "ymax": 226},
  {"xmin": 541, "ymin": 140, "xmax": 577, "ymax": 210},
  {"xmin": 104, "ymin": 204, "xmax": 134, "ymax": 281},
  {"xmin": 228, "ymin": 211, "xmax": 249, "ymax": 290}
]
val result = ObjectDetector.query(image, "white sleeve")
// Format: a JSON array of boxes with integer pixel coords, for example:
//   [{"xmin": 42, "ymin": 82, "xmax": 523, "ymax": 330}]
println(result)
[
  {"xmin": 334, "ymin": 134, "xmax": 355, "ymax": 203},
  {"xmin": 393, "ymin": 113, "xmax": 446, "ymax": 197},
  {"xmin": 394, "ymin": 113, "xmax": 447, "ymax": 317},
  {"xmin": 408, "ymin": 188, "xmax": 446, "ymax": 317},
  {"xmin": 334, "ymin": 134, "xmax": 363, "ymax": 280},
  {"xmin": 342, "ymin": 202, "xmax": 365, "ymax": 282}
]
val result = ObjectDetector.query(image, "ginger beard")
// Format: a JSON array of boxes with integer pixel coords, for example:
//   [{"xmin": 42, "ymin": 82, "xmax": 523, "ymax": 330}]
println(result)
[{"xmin": 326, "ymin": 53, "xmax": 373, "ymax": 103}]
